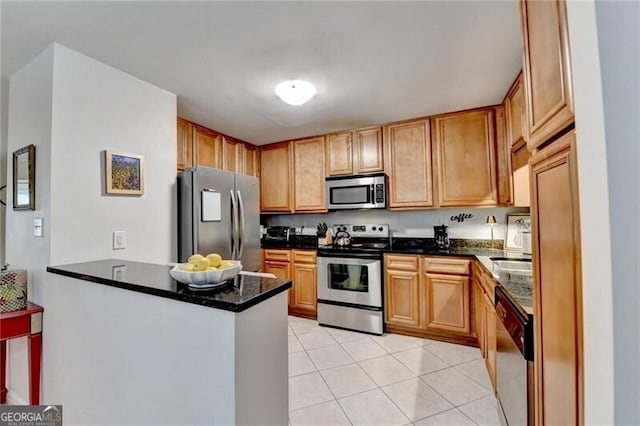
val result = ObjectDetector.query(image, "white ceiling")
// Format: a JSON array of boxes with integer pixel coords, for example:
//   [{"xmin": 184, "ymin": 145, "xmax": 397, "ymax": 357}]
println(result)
[{"xmin": 1, "ymin": 1, "xmax": 522, "ymax": 145}]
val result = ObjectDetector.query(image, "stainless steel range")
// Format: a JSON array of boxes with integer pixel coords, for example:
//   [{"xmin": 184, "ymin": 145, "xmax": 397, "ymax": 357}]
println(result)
[{"xmin": 317, "ymin": 224, "xmax": 389, "ymax": 335}]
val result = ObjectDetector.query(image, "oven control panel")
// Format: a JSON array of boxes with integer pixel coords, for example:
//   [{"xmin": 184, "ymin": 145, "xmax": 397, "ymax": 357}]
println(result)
[{"xmin": 332, "ymin": 224, "xmax": 389, "ymax": 238}]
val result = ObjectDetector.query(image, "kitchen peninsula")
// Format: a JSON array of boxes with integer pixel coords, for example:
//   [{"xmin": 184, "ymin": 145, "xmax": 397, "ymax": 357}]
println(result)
[{"xmin": 46, "ymin": 259, "xmax": 291, "ymax": 425}]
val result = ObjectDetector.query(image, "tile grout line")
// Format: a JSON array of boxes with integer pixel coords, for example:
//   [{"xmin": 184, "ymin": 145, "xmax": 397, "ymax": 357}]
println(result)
[
  {"xmin": 289, "ymin": 319, "xmax": 496, "ymax": 425},
  {"xmin": 306, "ymin": 342, "xmax": 355, "ymax": 426}
]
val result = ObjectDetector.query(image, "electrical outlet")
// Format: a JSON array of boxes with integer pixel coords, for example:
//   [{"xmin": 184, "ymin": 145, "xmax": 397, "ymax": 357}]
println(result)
[{"xmin": 113, "ymin": 231, "xmax": 127, "ymax": 250}]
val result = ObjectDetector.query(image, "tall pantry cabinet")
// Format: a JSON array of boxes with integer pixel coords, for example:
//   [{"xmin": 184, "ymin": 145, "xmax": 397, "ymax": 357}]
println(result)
[{"xmin": 519, "ymin": 0, "xmax": 582, "ymax": 424}]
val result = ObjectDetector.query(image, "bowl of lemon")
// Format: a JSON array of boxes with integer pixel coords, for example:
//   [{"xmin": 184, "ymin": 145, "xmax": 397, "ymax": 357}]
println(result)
[{"xmin": 170, "ymin": 253, "xmax": 242, "ymax": 289}]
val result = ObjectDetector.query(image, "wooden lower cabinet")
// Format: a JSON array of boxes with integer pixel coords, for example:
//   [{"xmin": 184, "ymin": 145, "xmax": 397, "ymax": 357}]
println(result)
[
  {"xmin": 264, "ymin": 249, "xmax": 317, "ymax": 319},
  {"xmin": 291, "ymin": 251, "xmax": 317, "ymax": 318},
  {"xmin": 473, "ymin": 262, "xmax": 497, "ymax": 394},
  {"xmin": 473, "ymin": 278, "xmax": 487, "ymax": 358},
  {"xmin": 424, "ymin": 273, "xmax": 470, "ymax": 334},
  {"xmin": 484, "ymin": 291, "xmax": 497, "ymax": 392},
  {"xmin": 530, "ymin": 130, "xmax": 582, "ymax": 425},
  {"xmin": 384, "ymin": 268, "xmax": 421, "ymax": 328},
  {"xmin": 384, "ymin": 255, "xmax": 474, "ymax": 345}
]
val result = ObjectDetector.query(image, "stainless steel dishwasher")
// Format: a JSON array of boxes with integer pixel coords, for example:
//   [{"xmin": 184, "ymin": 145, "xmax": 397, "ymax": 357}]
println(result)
[{"xmin": 495, "ymin": 285, "xmax": 534, "ymax": 426}]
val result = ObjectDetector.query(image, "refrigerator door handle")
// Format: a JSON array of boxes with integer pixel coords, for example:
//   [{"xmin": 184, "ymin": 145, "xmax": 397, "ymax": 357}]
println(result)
[
  {"xmin": 229, "ymin": 190, "xmax": 238, "ymax": 259},
  {"xmin": 237, "ymin": 190, "xmax": 246, "ymax": 260}
]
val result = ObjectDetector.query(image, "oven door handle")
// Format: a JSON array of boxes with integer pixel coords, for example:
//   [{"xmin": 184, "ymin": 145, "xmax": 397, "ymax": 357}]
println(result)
[
  {"xmin": 317, "ymin": 256, "xmax": 380, "ymax": 265},
  {"xmin": 317, "ymin": 252, "xmax": 382, "ymax": 260}
]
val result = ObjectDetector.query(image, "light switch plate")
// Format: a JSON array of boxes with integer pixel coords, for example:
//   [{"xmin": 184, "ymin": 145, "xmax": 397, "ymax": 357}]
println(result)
[
  {"xmin": 33, "ymin": 218, "xmax": 43, "ymax": 238},
  {"xmin": 113, "ymin": 231, "xmax": 127, "ymax": 250}
]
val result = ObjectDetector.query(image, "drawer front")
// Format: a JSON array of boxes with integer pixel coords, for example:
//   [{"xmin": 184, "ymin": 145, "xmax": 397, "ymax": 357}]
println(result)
[
  {"xmin": 384, "ymin": 254, "xmax": 419, "ymax": 272},
  {"xmin": 423, "ymin": 257, "xmax": 471, "ymax": 276},
  {"xmin": 480, "ymin": 272, "xmax": 497, "ymax": 303},
  {"xmin": 0, "ymin": 315, "xmax": 30, "ymax": 339},
  {"xmin": 264, "ymin": 249, "xmax": 291, "ymax": 262},
  {"xmin": 293, "ymin": 250, "xmax": 317, "ymax": 264}
]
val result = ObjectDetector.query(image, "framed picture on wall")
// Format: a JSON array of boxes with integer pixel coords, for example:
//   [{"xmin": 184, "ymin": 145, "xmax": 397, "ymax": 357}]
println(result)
[
  {"xmin": 104, "ymin": 150, "xmax": 144, "ymax": 196},
  {"xmin": 505, "ymin": 213, "xmax": 531, "ymax": 250}
]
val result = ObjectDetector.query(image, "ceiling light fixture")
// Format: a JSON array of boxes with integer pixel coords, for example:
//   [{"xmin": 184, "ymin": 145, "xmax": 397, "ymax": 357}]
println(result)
[{"xmin": 275, "ymin": 80, "xmax": 316, "ymax": 106}]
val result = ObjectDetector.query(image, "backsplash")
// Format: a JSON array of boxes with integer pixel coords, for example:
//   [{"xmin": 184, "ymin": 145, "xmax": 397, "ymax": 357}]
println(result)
[{"xmin": 262, "ymin": 207, "xmax": 529, "ymax": 241}]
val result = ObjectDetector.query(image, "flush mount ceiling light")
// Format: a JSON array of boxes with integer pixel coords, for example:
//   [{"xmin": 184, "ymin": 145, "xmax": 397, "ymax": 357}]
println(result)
[{"xmin": 274, "ymin": 80, "xmax": 316, "ymax": 106}]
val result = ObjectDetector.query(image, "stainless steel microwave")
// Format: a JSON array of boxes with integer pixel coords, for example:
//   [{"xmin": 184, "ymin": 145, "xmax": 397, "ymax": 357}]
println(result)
[{"xmin": 325, "ymin": 173, "xmax": 386, "ymax": 210}]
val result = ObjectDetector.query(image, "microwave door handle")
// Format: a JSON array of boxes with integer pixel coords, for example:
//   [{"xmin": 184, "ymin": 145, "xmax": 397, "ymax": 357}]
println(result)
[
  {"xmin": 370, "ymin": 184, "xmax": 375, "ymax": 204},
  {"xmin": 230, "ymin": 190, "xmax": 237, "ymax": 259}
]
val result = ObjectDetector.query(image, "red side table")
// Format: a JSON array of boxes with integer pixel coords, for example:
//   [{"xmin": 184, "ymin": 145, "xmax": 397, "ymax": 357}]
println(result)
[{"xmin": 0, "ymin": 302, "xmax": 43, "ymax": 404}]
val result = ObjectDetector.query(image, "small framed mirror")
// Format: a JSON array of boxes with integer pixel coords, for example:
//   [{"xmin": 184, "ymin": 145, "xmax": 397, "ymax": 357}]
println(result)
[{"xmin": 13, "ymin": 144, "xmax": 35, "ymax": 211}]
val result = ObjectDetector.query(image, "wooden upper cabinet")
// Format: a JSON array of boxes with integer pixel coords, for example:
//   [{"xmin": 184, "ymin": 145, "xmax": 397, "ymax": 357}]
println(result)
[
  {"xmin": 433, "ymin": 109, "xmax": 497, "ymax": 207},
  {"xmin": 243, "ymin": 144, "xmax": 258, "ymax": 177},
  {"xmin": 520, "ymin": 0, "xmax": 574, "ymax": 149},
  {"xmin": 384, "ymin": 119, "xmax": 434, "ymax": 209},
  {"xmin": 193, "ymin": 125, "xmax": 222, "ymax": 169},
  {"xmin": 495, "ymin": 106, "xmax": 513, "ymax": 206},
  {"xmin": 177, "ymin": 118, "xmax": 193, "ymax": 171},
  {"xmin": 354, "ymin": 126, "xmax": 384, "ymax": 174},
  {"xmin": 325, "ymin": 132, "xmax": 353, "ymax": 176},
  {"xmin": 260, "ymin": 142, "xmax": 293, "ymax": 212},
  {"xmin": 530, "ymin": 131, "xmax": 582, "ymax": 425},
  {"xmin": 293, "ymin": 136, "xmax": 326, "ymax": 212},
  {"xmin": 505, "ymin": 72, "xmax": 525, "ymax": 147},
  {"xmin": 222, "ymin": 136, "xmax": 239, "ymax": 172}
]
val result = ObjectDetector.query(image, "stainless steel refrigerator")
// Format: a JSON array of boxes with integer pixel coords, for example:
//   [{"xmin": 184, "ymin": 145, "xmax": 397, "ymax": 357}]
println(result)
[{"xmin": 178, "ymin": 167, "xmax": 260, "ymax": 271}]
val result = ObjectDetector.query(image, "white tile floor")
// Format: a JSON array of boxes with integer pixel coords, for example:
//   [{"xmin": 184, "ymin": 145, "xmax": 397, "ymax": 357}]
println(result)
[{"xmin": 288, "ymin": 316, "xmax": 500, "ymax": 426}]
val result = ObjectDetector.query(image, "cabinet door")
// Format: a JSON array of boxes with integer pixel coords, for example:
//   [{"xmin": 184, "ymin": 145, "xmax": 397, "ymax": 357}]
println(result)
[
  {"xmin": 530, "ymin": 131, "xmax": 582, "ymax": 425},
  {"xmin": 292, "ymin": 263, "xmax": 317, "ymax": 316},
  {"xmin": 433, "ymin": 109, "xmax": 497, "ymax": 207},
  {"xmin": 354, "ymin": 126, "xmax": 383, "ymax": 174},
  {"xmin": 264, "ymin": 260, "xmax": 292, "ymax": 306},
  {"xmin": 521, "ymin": 0, "xmax": 574, "ymax": 149},
  {"xmin": 384, "ymin": 269, "xmax": 421, "ymax": 328},
  {"xmin": 495, "ymin": 106, "xmax": 513, "ymax": 206},
  {"xmin": 384, "ymin": 119, "xmax": 434, "ymax": 208},
  {"xmin": 194, "ymin": 126, "xmax": 222, "ymax": 169},
  {"xmin": 424, "ymin": 273, "xmax": 470, "ymax": 334},
  {"xmin": 294, "ymin": 136, "xmax": 326, "ymax": 212},
  {"xmin": 260, "ymin": 142, "xmax": 293, "ymax": 212},
  {"xmin": 177, "ymin": 118, "xmax": 193, "ymax": 171},
  {"xmin": 484, "ymin": 292, "xmax": 497, "ymax": 393},
  {"xmin": 243, "ymin": 144, "xmax": 258, "ymax": 177},
  {"xmin": 473, "ymin": 278, "xmax": 486, "ymax": 358},
  {"xmin": 325, "ymin": 132, "xmax": 353, "ymax": 176},
  {"xmin": 222, "ymin": 136, "xmax": 239, "ymax": 172},
  {"xmin": 505, "ymin": 72, "xmax": 525, "ymax": 147}
]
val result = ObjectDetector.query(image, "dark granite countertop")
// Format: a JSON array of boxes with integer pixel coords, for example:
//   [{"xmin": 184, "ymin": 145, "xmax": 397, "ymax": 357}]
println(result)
[
  {"xmin": 261, "ymin": 235, "xmax": 319, "ymax": 250},
  {"xmin": 386, "ymin": 238, "xmax": 533, "ymax": 314},
  {"xmin": 46, "ymin": 259, "xmax": 291, "ymax": 313}
]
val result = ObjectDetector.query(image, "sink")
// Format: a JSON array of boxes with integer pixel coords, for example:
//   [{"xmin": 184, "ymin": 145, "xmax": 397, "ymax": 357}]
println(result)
[{"xmin": 490, "ymin": 258, "xmax": 532, "ymax": 273}]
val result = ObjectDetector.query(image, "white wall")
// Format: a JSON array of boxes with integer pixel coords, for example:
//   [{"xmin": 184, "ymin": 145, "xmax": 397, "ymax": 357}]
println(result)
[
  {"xmin": 593, "ymin": 2, "xmax": 640, "ymax": 424},
  {"xmin": 5, "ymin": 44, "xmax": 55, "ymax": 405},
  {"xmin": 266, "ymin": 207, "xmax": 528, "ymax": 241},
  {"xmin": 5, "ymin": 43, "xmax": 177, "ymax": 404},
  {"xmin": 49, "ymin": 44, "xmax": 177, "ymax": 265},
  {"xmin": 567, "ymin": 1, "xmax": 640, "ymax": 423}
]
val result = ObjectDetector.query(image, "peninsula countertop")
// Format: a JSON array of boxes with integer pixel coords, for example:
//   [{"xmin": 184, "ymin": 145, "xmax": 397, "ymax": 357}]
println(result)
[{"xmin": 46, "ymin": 259, "xmax": 292, "ymax": 313}]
